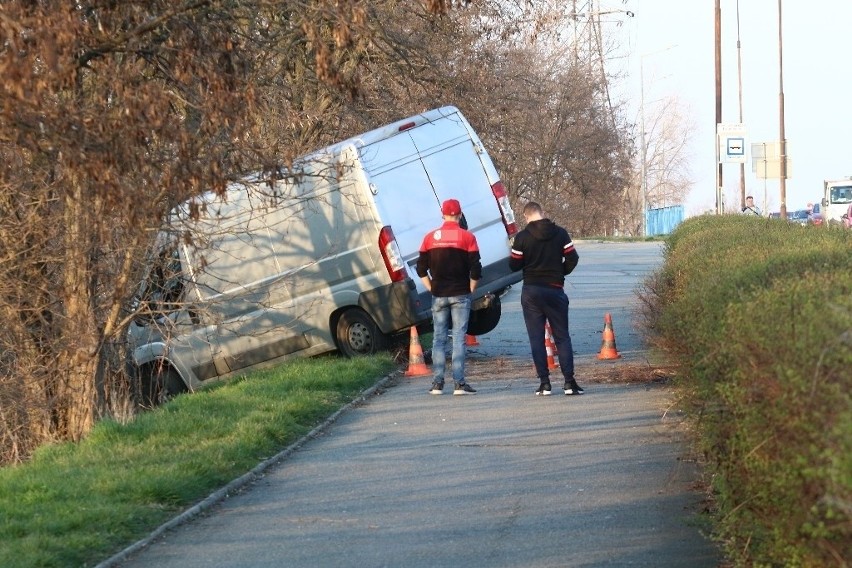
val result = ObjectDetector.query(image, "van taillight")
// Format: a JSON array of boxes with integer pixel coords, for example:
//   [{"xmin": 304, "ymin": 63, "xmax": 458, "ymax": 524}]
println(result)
[
  {"xmin": 379, "ymin": 226, "xmax": 406, "ymax": 282},
  {"xmin": 398, "ymin": 121, "xmax": 416, "ymax": 132},
  {"xmin": 492, "ymin": 181, "xmax": 518, "ymax": 237}
]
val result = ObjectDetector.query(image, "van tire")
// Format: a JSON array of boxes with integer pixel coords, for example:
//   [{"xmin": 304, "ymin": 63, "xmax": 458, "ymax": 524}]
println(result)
[
  {"xmin": 140, "ymin": 364, "xmax": 187, "ymax": 407},
  {"xmin": 336, "ymin": 309, "xmax": 388, "ymax": 357},
  {"xmin": 467, "ymin": 295, "xmax": 502, "ymax": 336}
]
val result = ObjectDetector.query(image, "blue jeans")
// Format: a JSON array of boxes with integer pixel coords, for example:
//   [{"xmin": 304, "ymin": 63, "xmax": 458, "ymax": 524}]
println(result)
[
  {"xmin": 431, "ymin": 295, "xmax": 471, "ymax": 384},
  {"xmin": 520, "ymin": 285, "xmax": 575, "ymax": 382}
]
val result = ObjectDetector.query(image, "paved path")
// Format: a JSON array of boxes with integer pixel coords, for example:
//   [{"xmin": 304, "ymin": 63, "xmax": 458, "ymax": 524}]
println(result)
[{"xmin": 109, "ymin": 242, "xmax": 723, "ymax": 567}]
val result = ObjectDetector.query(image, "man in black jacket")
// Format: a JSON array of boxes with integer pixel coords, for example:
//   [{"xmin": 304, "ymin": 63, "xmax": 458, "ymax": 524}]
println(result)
[{"xmin": 509, "ymin": 202, "xmax": 584, "ymax": 396}]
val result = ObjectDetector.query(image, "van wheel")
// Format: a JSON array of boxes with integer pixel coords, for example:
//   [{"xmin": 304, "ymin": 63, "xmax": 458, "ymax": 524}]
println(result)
[
  {"xmin": 140, "ymin": 364, "xmax": 187, "ymax": 407},
  {"xmin": 467, "ymin": 295, "xmax": 502, "ymax": 335},
  {"xmin": 336, "ymin": 309, "xmax": 388, "ymax": 357}
]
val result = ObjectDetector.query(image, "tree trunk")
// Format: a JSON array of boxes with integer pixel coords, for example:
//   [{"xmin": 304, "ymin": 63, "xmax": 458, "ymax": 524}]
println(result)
[{"xmin": 55, "ymin": 185, "xmax": 98, "ymax": 441}]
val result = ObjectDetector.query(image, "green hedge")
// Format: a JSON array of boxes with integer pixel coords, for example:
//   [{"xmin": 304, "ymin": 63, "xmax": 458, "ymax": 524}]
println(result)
[{"xmin": 643, "ymin": 215, "xmax": 851, "ymax": 566}]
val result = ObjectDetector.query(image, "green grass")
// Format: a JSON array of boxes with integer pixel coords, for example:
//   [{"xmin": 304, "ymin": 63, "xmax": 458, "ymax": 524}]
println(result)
[{"xmin": 0, "ymin": 355, "xmax": 395, "ymax": 568}]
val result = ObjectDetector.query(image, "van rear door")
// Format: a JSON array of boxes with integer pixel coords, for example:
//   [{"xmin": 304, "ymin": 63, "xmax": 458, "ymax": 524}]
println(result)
[
  {"xmin": 360, "ymin": 130, "xmax": 442, "ymax": 279},
  {"xmin": 364, "ymin": 108, "xmax": 513, "ymax": 290},
  {"xmin": 407, "ymin": 112, "xmax": 511, "ymax": 272}
]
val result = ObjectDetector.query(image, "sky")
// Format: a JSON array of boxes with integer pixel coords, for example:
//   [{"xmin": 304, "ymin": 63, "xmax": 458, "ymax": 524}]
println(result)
[{"xmin": 608, "ymin": 0, "xmax": 852, "ymax": 216}]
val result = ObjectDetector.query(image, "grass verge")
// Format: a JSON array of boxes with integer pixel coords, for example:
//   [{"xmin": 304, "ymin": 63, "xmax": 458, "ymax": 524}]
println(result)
[{"xmin": 0, "ymin": 355, "xmax": 396, "ymax": 568}]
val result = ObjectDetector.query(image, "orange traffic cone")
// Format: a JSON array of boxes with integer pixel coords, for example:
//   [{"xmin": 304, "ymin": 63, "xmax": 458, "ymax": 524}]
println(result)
[
  {"xmin": 544, "ymin": 322, "xmax": 559, "ymax": 369},
  {"xmin": 465, "ymin": 333, "xmax": 480, "ymax": 346},
  {"xmin": 405, "ymin": 326, "xmax": 431, "ymax": 377},
  {"xmin": 597, "ymin": 313, "xmax": 622, "ymax": 360}
]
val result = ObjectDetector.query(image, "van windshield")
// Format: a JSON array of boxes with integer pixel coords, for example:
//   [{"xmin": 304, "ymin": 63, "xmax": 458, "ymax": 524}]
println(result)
[
  {"xmin": 135, "ymin": 245, "xmax": 185, "ymax": 323},
  {"xmin": 829, "ymin": 185, "xmax": 852, "ymax": 204}
]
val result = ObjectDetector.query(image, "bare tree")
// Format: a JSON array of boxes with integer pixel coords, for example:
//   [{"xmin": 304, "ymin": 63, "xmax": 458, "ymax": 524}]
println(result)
[
  {"xmin": 0, "ymin": 0, "xmax": 644, "ymax": 463},
  {"xmin": 640, "ymin": 96, "xmax": 694, "ymax": 209},
  {"xmin": 0, "ymin": 0, "xmax": 453, "ymax": 462},
  {"xmin": 350, "ymin": 1, "xmax": 634, "ymax": 235}
]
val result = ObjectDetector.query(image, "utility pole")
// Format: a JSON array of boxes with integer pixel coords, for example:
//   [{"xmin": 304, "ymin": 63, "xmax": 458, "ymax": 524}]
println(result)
[
  {"xmin": 736, "ymin": 0, "xmax": 746, "ymax": 209},
  {"xmin": 640, "ymin": 58, "xmax": 647, "ymax": 236},
  {"xmin": 715, "ymin": 0, "xmax": 723, "ymax": 214},
  {"xmin": 777, "ymin": 0, "xmax": 788, "ymax": 218}
]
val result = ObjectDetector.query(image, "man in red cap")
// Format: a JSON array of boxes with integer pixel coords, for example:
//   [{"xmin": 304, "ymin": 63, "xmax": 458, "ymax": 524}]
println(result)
[{"xmin": 416, "ymin": 199, "xmax": 481, "ymax": 395}]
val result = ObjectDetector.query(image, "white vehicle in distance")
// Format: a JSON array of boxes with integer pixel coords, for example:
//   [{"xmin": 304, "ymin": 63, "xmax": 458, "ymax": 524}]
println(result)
[{"xmin": 821, "ymin": 177, "xmax": 852, "ymax": 224}]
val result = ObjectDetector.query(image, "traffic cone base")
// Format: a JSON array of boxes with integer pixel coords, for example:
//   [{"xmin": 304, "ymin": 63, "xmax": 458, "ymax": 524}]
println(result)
[
  {"xmin": 405, "ymin": 326, "xmax": 431, "ymax": 376},
  {"xmin": 597, "ymin": 313, "xmax": 622, "ymax": 360}
]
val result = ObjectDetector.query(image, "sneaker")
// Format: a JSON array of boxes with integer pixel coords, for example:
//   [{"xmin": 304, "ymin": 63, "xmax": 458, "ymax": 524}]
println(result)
[
  {"xmin": 564, "ymin": 380, "xmax": 585, "ymax": 395},
  {"xmin": 429, "ymin": 382, "xmax": 444, "ymax": 395},
  {"xmin": 535, "ymin": 383, "xmax": 552, "ymax": 396},
  {"xmin": 453, "ymin": 382, "xmax": 477, "ymax": 395}
]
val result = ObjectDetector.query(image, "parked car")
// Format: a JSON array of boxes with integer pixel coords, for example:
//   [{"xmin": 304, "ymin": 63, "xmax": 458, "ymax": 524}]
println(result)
[
  {"xmin": 809, "ymin": 202, "xmax": 824, "ymax": 226},
  {"xmin": 787, "ymin": 209, "xmax": 809, "ymax": 225}
]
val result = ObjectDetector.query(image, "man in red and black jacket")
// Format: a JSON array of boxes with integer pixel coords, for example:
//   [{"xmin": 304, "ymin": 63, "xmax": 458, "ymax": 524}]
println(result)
[
  {"xmin": 509, "ymin": 201, "xmax": 583, "ymax": 397},
  {"xmin": 416, "ymin": 199, "xmax": 481, "ymax": 396}
]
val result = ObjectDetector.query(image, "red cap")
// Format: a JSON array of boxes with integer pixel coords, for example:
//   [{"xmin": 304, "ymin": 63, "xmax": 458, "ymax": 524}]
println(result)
[{"xmin": 441, "ymin": 199, "xmax": 461, "ymax": 216}]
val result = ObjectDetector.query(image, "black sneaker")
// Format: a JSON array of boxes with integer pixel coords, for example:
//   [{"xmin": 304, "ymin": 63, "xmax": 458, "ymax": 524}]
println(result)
[
  {"xmin": 535, "ymin": 383, "xmax": 552, "ymax": 396},
  {"xmin": 564, "ymin": 380, "xmax": 585, "ymax": 395},
  {"xmin": 453, "ymin": 382, "xmax": 477, "ymax": 395},
  {"xmin": 429, "ymin": 382, "xmax": 444, "ymax": 395}
]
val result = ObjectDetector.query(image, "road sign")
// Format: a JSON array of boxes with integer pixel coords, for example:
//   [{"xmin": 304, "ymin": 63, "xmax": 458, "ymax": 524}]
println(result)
[
  {"xmin": 717, "ymin": 123, "xmax": 747, "ymax": 164},
  {"xmin": 753, "ymin": 159, "xmax": 793, "ymax": 179},
  {"xmin": 751, "ymin": 141, "xmax": 792, "ymax": 179}
]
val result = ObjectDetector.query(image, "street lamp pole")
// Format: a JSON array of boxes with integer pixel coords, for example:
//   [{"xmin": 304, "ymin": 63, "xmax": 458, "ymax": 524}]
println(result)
[
  {"xmin": 777, "ymin": 0, "xmax": 788, "ymax": 218},
  {"xmin": 736, "ymin": 0, "xmax": 747, "ymax": 210},
  {"xmin": 640, "ymin": 59, "xmax": 647, "ymax": 237},
  {"xmin": 715, "ymin": 0, "xmax": 723, "ymax": 214}
]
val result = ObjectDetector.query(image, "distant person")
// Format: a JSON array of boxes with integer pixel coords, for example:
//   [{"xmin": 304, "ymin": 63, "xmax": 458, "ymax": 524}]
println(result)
[
  {"xmin": 741, "ymin": 195, "xmax": 762, "ymax": 216},
  {"xmin": 509, "ymin": 202, "xmax": 584, "ymax": 396},
  {"xmin": 416, "ymin": 199, "xmax": 481, "ymax": 395}
]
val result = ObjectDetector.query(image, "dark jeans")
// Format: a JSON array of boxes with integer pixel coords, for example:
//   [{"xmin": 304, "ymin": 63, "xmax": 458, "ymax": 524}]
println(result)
[{"xmin": 520, "ymin": 284, "xmax": 575, "ymax": 382}]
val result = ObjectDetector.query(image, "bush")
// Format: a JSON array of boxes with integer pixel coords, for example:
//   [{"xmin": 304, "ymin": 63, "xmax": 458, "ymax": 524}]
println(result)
[{"xmin": 641, "ymin": 216, "xmax": 852, "ymax": 566}]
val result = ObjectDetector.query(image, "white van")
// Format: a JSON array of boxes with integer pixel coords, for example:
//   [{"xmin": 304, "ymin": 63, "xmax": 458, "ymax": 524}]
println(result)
[{"xmin": 128, "ymin": 106, "xmax": 520, "ymax": 403}]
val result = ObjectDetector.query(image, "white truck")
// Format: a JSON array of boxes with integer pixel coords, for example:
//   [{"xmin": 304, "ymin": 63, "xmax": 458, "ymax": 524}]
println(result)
[
  {"xmin": 128, "ymin": 106, "xmax": 521, "ymax": 403},
  {"xmin": 821, "ymin": 177, "xmax": 852, "ymax": 224}
]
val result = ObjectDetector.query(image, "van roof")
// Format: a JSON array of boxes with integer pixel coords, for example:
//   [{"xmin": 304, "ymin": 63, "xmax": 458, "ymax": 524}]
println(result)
[
  {"xmin": 299, "ymin": 106, "xmax": 463, "ymax": 163},
  {"xmin": 172, "ymin": 106, "xmax": 466, "ymax": 217}
]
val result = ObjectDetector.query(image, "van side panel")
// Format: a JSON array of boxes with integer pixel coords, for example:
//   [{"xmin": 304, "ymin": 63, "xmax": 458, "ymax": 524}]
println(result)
[{"xmin": 181, "ymin": 156, "xmax": 386, "ymax": 373}]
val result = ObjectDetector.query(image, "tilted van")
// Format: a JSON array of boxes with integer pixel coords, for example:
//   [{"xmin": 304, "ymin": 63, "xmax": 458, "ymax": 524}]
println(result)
[{"xmin": 128, "ymin": 106, "xmax": 520, "ymax": 402}]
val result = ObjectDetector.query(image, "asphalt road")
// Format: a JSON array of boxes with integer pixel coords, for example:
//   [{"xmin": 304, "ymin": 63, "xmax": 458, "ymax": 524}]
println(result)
[{"xmin": 106, "ymin": 241, "xmax": 723, "ymax": 568}]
